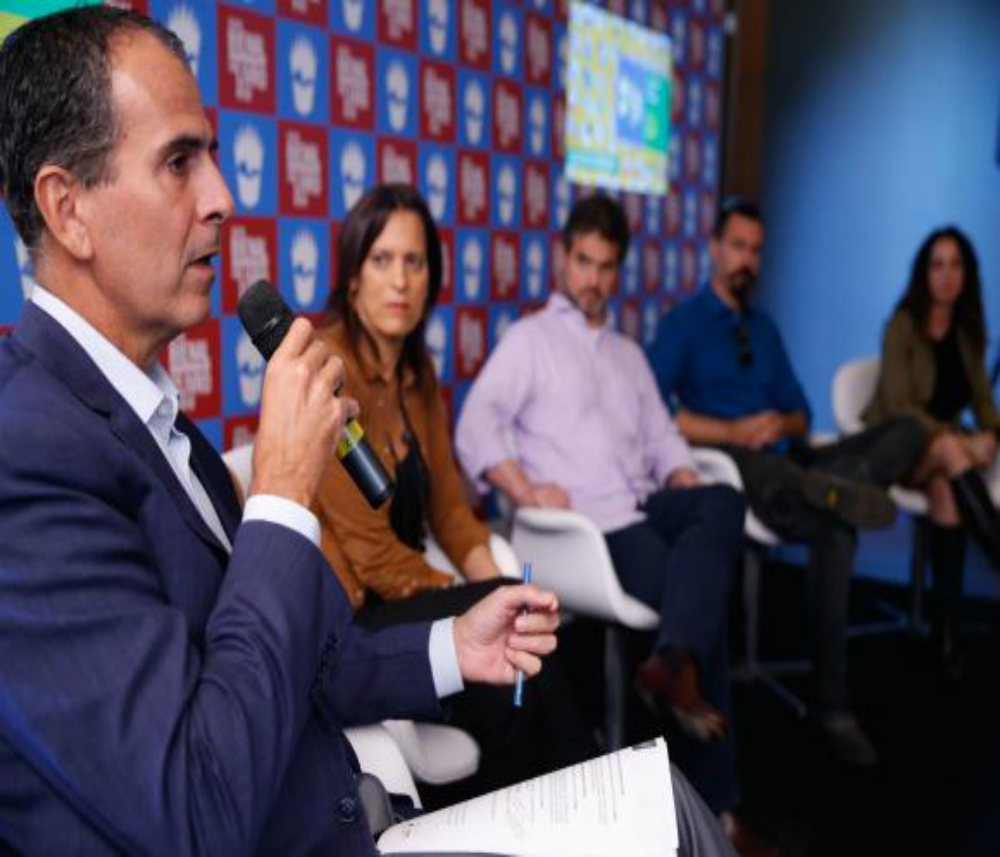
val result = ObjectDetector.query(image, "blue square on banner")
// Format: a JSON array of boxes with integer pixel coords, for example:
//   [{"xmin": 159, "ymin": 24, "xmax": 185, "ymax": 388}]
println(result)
[
  {"xmin": 219, "ymin": 112, "xmax": 279, "ymax": 216},
  {"xmin": 329, "ymin": 129, "xmax": 376, "ymax": 218},
  {"xmin": 222, "ymin": 315, "xmax": 266, "ymax": 418},
  {"xmin": 492, "ymin": 1, "xmax": 524, "ymax": 80},
  {"xmin": 376, "ymin": 48, "xmax": 418, "ymax": 137},
  {"xmin": 277, "ymin": 21, "xmax": 329, "ymax": 124},
  {"xmin": 195, "ymin": 419, "xmax": 223, "ymax": 451},
  {"xmin": 491, "ymin": 155, "xmax": 523, "ymax": 229},
  {"xmin": 521, "ymin": 232, "xmax": 550, "ymax": 302},
  {"xmin": 278, "ymin": 219, "xmax": 331, "ymax": 312},
  {"xmin": 420, "ymin": 0, "xmax": 457, "ymax": 62},
  {"xmin": 0, "ymin": 209, "xmax": 28, "ymax": 326},
  {"xmin": 457, "ymin": 70, "xmax": 492, "ymax": 149},
  {"xmin": 552, "ymin": 21, "xmax": 568, "ymax": 92},
  {"xmin": 419, "ymin": 144, "xmax": 456, "ymax": 226},
  {"xmin": 454, "ymin": 230, "xmax": 490, "ymax": 304},
  {"xmin": 525, "ymin": 0, "xmax": 552, "ymax": 13},
  {"xmin": 489, "ymin": 303, "xmax": 519, "ymax": 350},
  {"xmin": 152, "ymin": 1, "xmax": 219, "ymax": 107},
  {"xmin": 331, "ymin": 0, "xmax": 374, "ymax": 40},
  {"xmin": 220, "ymin": 0, "xmax": 275, "ymax": 13},
  {"xmin": 524, "ymin": 87, "xmax": 551, "ymax": 159},
  {"xmin": 425, "ymin": 304, "xmax": 454, "ymax": 385},
  {"xmin": 551, "ymin": 168, "xmax": 572, "ymax": 231}
]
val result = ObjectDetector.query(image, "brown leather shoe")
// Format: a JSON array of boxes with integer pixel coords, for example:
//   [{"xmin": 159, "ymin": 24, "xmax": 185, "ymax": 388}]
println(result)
[
  {"xmin": 720, "ymin": 812, "xmax": 781, "ymax": 857},
  {"xmin": 634, "ymin": 652, "xmax": 727, "ymax": 742}
]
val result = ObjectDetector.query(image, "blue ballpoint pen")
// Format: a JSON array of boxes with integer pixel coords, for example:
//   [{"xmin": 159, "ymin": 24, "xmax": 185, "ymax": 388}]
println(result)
[{"xmin": 512, "ymin": 561, "xmax": 532, "ymax": 707}]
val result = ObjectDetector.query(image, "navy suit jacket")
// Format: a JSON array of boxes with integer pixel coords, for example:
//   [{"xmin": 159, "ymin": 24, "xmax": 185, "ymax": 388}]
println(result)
[{"xmin": 0, "ymin": 303, "xmax": 442, "ymax": 855}]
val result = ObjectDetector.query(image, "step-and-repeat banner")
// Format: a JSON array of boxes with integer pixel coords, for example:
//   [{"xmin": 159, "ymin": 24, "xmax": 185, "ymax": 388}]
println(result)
[{"xmin": 0, "ymin": 0, "xmax": 726, "ymax": 449}]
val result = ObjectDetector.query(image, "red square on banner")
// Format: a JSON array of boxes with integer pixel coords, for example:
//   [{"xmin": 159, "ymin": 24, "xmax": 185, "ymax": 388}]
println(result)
[
  {"xmin": 161, "ymin": 319, "xmax": 221, "ymax": 420},
  {"xmin": 279, "ymin": 122, "xmax": 329, "ymax": 217},
  {"xmin": 108, "ymin": 0, "xmax": 149, "ymax": 13},
  {"xmin": 665, "ymin": 194, "xmax": 681, "ymax": 239},
  {"xmin": 554, "ymin": 0, "xmax": 570, "ymax": 21},
  {"xmin": 457, "ymin": 151, "xmax": 490, "ymax": 226},
  {"xmin": 552, "ymin": 93, "xmax": 566, "ymax": 162},
  {"xmin": 277, "ymin": 0, "xmax": 328, "ymax": 27},
  {"xmin": 222, "ymin": 218, "xmax": 278, "ymax": 314},
  {"xmin": 330, "ymin": 36, "xmax": 376, "ymax": 129},
  {"xmin": 490, "ymin": 231, "xmax": 520, "ymax": 301},
  {"xmin": 419, "ymin": 61, "xmax": 457, "ymax": 142},
  {"xmin": 459, "ymin": 0, "xmax": 492, "ymax": 70},
  {"xmin": 620, "ymin": 298, "xmax": 641, "ymax": 343},
  {"xmin": 643, "ymin": 240, "xmax": 662, "ymax": 294},
  {"xmin": 650, "ymin": 0, "xmax": 670, "ymax": 30},
  {"xmin": 684, "ymin": 133, "xmax": 702, "ymax": 185},
  {"xmin": 492, "ymin": 79, "xmax": 523, "ymax": 153},
  {"xmin": 705, "ymin": 81, "xmax": 721, "ymax": 131},
  {"xmin": 623, "ymin": 193, "xmax": 643, "ymax": 236},
  {"xmin": 525, "ymin": 13, "xmax": 552, "ymax": 86},
  {"xmin": 681, "ymin": 241, "xmax": 699, "ymax": 294},
  {"xmin": 224, "ymin": 416, "xmax": 260, "ymax": 453},
  {"xmin": 218, "ymin": 7, "xmax": 276, "ymax": 113},
  {"xmin": 378, "ymin": 0, "xmax": 418, "ymax": 50},
  {"xmin": 376, "ymin": 138, "xmax": 417, "ymax": 186},
  {"xmin": 671, "ymin": 71, "xmax": 685, "ymax": 126},
  {"xmin": 438, "ymin": 227, "xmax": 454, "ymax": 304},
  {"xmin": 455, "ymin": 306, "xmax": 488, "ymax": 380},
  {"xmin": 700, "ymin": 191, "xmax": 718, "ymax": 238},
  {"xmin": 523, "ymin": 160, "xmax": 550, "ymax": 230},
  {"xmin": 689, "ymin": 19, "xmax": 707, "ymax": 71}
]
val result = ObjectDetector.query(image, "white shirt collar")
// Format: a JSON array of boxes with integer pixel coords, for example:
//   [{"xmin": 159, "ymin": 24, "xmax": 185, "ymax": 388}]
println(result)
[{"xmin": 30, "ymin": 286, "xmax": 180, "ymax": 436}]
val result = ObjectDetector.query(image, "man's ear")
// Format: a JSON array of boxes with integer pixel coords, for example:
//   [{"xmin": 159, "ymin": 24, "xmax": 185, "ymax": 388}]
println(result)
[{"xmin": 33, "ymin": 165, "xmax": 94, "ymax": 261}]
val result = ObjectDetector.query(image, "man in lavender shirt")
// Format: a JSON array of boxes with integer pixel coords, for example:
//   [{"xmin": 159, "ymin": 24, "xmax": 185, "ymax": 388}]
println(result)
[{"xmin": 457, "ymin": 195, "xmax": 758, "ymax": 848}]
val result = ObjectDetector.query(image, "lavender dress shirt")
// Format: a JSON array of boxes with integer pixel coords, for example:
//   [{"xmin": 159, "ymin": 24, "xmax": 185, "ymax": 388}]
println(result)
[{"xmin": 456, "ymin": 293, "xmax": 695, "ymax": 533}]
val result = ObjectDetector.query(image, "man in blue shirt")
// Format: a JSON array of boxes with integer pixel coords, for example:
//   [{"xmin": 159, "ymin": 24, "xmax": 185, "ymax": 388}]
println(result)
[{"xmin": 648, "ymin": 199, "xmax": 925, "ymax": 767}]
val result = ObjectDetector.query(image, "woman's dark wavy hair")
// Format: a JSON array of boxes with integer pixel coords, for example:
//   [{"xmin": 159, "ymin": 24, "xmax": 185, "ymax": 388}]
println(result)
[
  {"xmin": 327, "ymin": 184, "xmax": 443, "ymax": 387},
  {"xmin": 897, "ymin": 225, "xmax": 986, "ymax": 354}
]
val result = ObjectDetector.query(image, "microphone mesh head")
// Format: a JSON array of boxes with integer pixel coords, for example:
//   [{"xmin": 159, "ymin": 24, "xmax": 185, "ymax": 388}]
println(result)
[{"xmin": 237, "ymin": 280, "xmax": 294, "ymax": 361}]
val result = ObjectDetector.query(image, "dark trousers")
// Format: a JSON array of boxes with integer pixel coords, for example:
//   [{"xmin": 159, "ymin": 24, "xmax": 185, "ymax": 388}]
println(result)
[
  {"xmin": 355, "ymin": 579, "xmax": 600, "ymax": 804},
  {"xmin": 605, "ymin": 484, "xmax": 746, "ymax": 814},
  {"xmin": 723, "ymin": 415, "xmax": 926, "ymax": 711}
]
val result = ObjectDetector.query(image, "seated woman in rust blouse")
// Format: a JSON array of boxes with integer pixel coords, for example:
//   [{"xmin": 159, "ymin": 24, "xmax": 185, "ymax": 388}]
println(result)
[{"xmin": 314, "ymin": 183, "xmax": 596, "ymax": 802}]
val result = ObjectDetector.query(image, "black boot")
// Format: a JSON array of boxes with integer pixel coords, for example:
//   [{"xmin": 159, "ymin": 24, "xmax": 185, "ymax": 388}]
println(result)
[
  {"xmin": 928, "ymin": 524, "xmax": 966, "ymax": 678},
  {"xmin": 951, "ymin": 470, "xmax": 1000, "ymax": 573}
]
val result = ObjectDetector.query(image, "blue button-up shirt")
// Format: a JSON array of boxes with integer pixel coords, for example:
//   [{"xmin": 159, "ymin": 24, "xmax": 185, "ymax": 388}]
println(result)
[{"xmin": 648, "ymin": 286, "xmax": 811, "ymax": 442}]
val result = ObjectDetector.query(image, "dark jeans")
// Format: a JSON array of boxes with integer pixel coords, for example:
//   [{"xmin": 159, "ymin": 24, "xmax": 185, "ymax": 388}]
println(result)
[
  {"xmin": 355, "ymin": 579, "xmax": 600, "ymax": 803},
  {"xmin": 605, "ymin": 484, "xmax": 746, "ymax": 814},
  {"xmin": 723, "ymin": 415, "xmax": 927, "ymax": 711}
]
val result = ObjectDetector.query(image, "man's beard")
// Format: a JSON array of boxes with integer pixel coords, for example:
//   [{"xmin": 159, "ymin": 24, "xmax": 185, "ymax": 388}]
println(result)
[{"xmin": 729, "ymin": 268, "xmax": 756, "ymax": 311}]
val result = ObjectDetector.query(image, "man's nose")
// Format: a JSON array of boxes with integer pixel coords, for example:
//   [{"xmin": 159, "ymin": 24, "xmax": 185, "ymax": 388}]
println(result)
[{"xmin": 202, "ymin": 159, "xmax": 235, "ymax": 225}]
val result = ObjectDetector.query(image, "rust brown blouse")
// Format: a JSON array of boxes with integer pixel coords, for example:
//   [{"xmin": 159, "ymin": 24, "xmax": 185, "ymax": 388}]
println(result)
[{"xmin": 314, "ymin": 320, "xmax": 490, "ymax": 607}]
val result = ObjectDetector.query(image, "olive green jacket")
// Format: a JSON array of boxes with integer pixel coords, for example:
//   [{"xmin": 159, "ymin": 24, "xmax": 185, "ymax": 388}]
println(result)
[{"xmin": 863, "ymin": 309, "xmax": 1000, "ymax": 435}]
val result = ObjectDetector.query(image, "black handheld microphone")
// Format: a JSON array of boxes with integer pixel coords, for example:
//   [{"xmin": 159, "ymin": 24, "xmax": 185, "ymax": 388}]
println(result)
[{"xmin": 237, "ymin": 279, "xmax": 394, "ymax": 509}]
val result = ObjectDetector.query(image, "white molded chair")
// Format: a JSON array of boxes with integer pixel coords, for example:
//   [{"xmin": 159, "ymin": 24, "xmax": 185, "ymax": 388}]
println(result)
[
  {"xmin": 221, "ymin": 443, "xmax": 482, "ymax": 788},
  {"xmin": 344, "ymin": 724, "xmax": 421, "ymax": 808}
]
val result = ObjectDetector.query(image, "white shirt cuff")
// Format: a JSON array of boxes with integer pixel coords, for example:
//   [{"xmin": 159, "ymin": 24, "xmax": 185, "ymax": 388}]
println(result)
[
  {"xmin": 243, "ymin": 495, "xmax": 321, "ymax": 548},
  {"xmin": 429, "ymin": 617, "xmax": 465, "ymax": 698}
]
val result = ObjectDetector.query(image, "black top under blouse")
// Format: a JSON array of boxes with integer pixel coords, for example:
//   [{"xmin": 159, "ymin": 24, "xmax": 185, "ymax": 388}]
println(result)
[{"xmin": 927, "ymin": 326, "xmax": 972, "ymax": 422}]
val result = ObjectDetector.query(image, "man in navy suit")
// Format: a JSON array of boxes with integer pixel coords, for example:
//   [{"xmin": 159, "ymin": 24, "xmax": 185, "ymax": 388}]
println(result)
[{"xmin": 0, "ymin": 8, "xmax": 737, "ymax": 857}]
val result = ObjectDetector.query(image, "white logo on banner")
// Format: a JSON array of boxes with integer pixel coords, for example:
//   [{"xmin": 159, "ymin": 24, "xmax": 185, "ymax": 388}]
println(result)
[
  {"xmin": 525, "ymin": 168, "xmax": 547, "ymax": 226},
  {"xmin": 462, "ymin": 237, "xmax": 483, "ymax": 299},
  {"xmin": 425, "ymin": 314, "xmax": 447, "ymax": 378},
  {"xmin": 498, "ymin": 12, "xmax": 518, "ymax": 74},
  {"xmin": 463, "ymin": 78, "xmax": 485, "ymax": 144},
  {"xmin": 460, "ymin": 158, "xmax": 486, "ymax": 221},
  {"xmin": 423, "ymin": 66, "xmax": 453, "ymax": 136},
  {"xmin": 291, "ymin": 229, "xmax": 319, "ymax": 306},
  {"xmin": 525, "ymin": 238, "xmax": 544, "ymax": 298},
  {"xmin": 496, "ymin": 164, "xmax": 516, "ymax": 225},
  {"xmin": 683, "ymin": 192, "xmax": 698, "ymax": 237},
  {"xmin": 426, "ymin": 154, "xmax": 448, "ymax": 220},
  {"xmin": 665, "ymin": 245, "xmax": 679, "ymax": 291},
  {"xmin": 528, "ymin": 94, "xmax": 547, "ymax": 155},
  {"xmin": 623, "ymin": 243, "xmax": 639, "ymax": 295},
  {"xmin": 672, "ymin": 16, "xmax": 687, "ymax": 66},
  {"xmin": 231, "ymin": 225, "xmax": 271, "ymax": 293},
  {"xmin": 168, "ymin": 336, "xmax": 213, "ymax": 411},
  {"xmin": 227, "ymin": 17, "xmax": 268, "ymax": 104},
  {"xmin": 494, "ymin": 237, "xmax": 517, "ymax": 298},
  {"xmin": 342, "ymin": 0, "xmax": 364, "ymax": 32},
  {"xmin": 336, "ymin": 47, "xmax": 371, "ymax": 122},
  {"xmin": 236, "ymin": 330, "xmax": 265, "ymax": 407},
  {"xmin": 462, "ymin": 1, "xmax": 487, "ymax": 63},
  {"xmin": 384, "ymin": 0, "xmax": 415, "ymax": 41},
  {"xmin": 14, "ymin": 237, "xmax": 36, "ymax": 299},
  {"xmin": 289, "ymin": 36, "xmax": 318, "ymax": 117},
  {"xmin": 458, "ymin": 312, "xmax": 484, "ymax": 375},
  {"xmin": 382, "ymin": 146, "xmax": 413, "ymax": 185},
  {"xmin": 557, "ymin": 29, "xmax": 568, "ymax": 90},
  {"xmin": 386, "ymin": 61, "xmax": 410, "ymax": 132},
  {"xmin": 286, "ymin": 131, "xmax": 322, "ymax": 209},
  {"xmin": 495, "ymin": 85, "xmax": 520, "ymax": 149},
  {"xmin": 526, "ymin": 18, "xmax": 550, "ymax": 81},
  {"xmin": 428, "ymin": 0, "xmax": 449, "ymax": 55},
  {"xmin": 167, "ymin": 4, "xmax": 201, "ymax": 76},
  {"xmin": 234, "ymin": 125, "xmax": 265, "ymax": 209},
  {"xmin": 553, "ymin": 174, "xmax": 570, "ymax": 227},
  {"xmin": 645, "ymin": 195, "xmax": 661, "ymax": 235},
  {"xmin": 340, "ymin": 141, "xmax": 367, "ymax": 210}
]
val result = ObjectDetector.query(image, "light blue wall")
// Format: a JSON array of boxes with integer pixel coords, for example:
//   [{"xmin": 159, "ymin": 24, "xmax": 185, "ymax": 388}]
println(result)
[{"xmin": 759, "ymin": 0, "xmax": 1000, "ymax": 431}]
